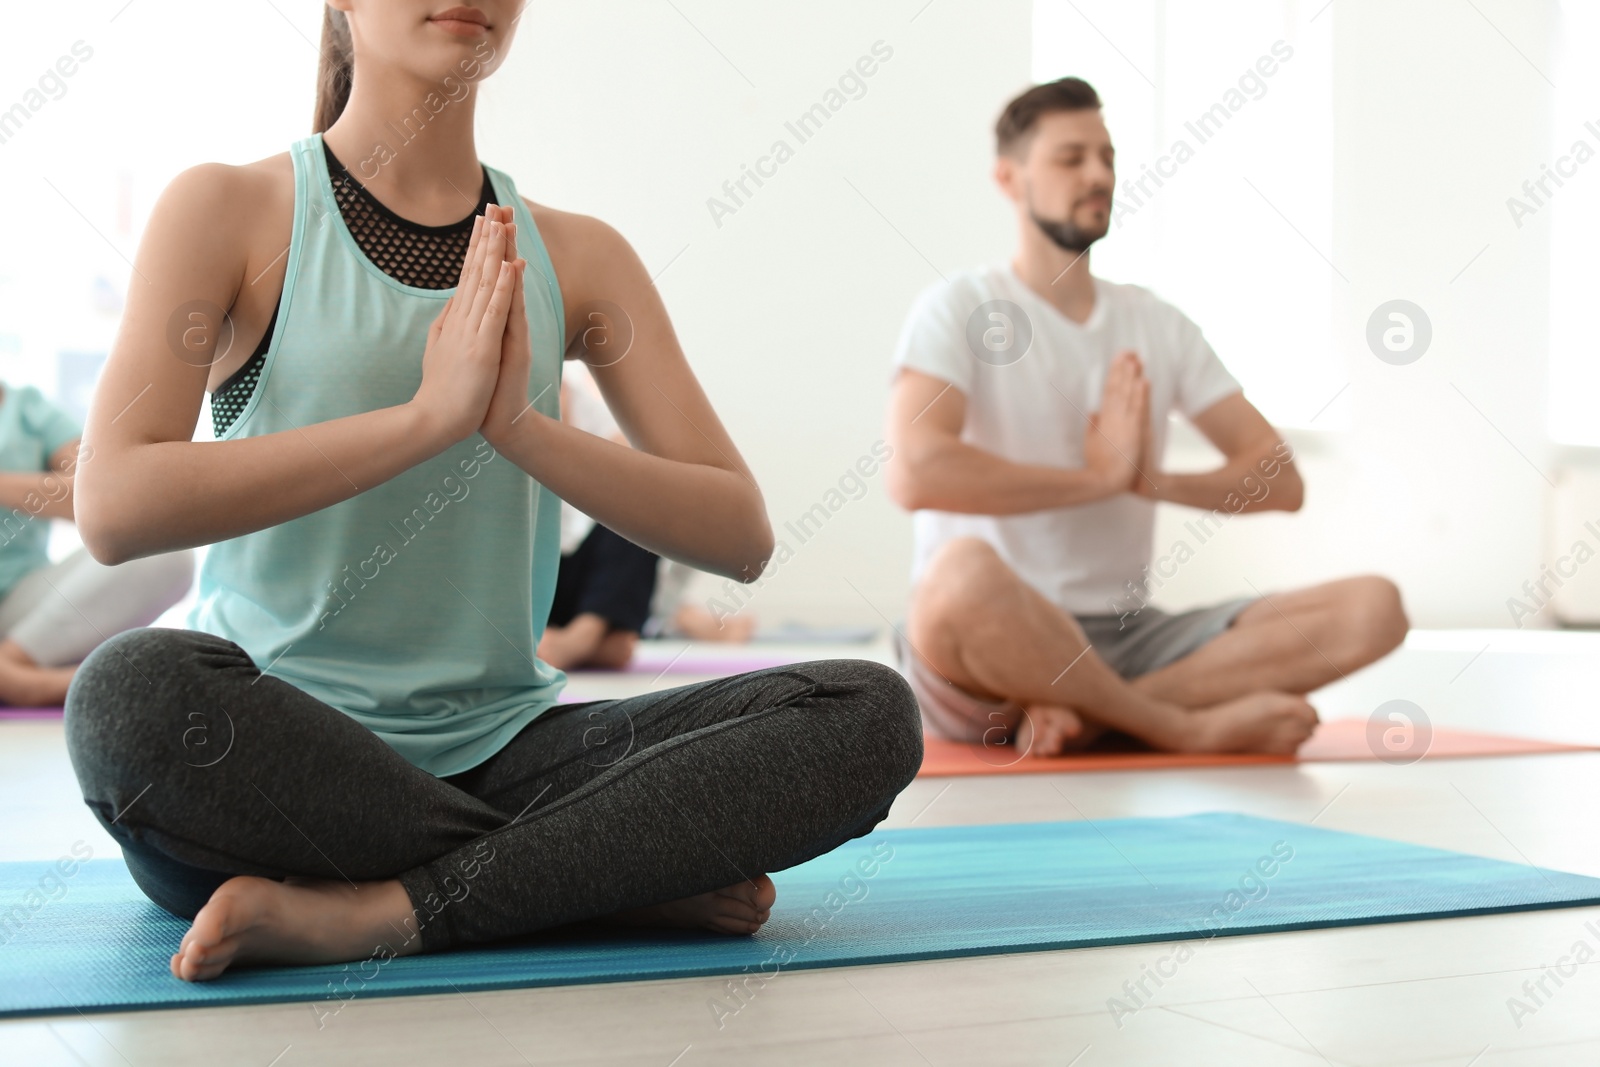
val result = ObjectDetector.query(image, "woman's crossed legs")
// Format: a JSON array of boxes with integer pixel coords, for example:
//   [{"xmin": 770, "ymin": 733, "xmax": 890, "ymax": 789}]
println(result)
[{"xmin": 63, "ymin": 627, "xmax": 922, "ymax": 980}]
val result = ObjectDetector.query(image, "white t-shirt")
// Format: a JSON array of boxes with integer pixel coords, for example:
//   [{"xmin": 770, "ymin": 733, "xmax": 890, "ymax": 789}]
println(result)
[{"xmin": 890, "ymin": 264, "xmax": 1242, "ymax": 617}]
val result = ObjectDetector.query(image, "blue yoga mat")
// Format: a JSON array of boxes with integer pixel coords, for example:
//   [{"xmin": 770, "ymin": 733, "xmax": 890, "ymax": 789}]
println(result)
[{"xmin": 4, "ymin": 812, "xmax": 1599, "ymax": 1018}]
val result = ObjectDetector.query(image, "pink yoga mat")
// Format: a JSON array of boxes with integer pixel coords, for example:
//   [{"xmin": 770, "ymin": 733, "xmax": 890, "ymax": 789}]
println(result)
[{"xmin": 917, "ymin": 718, "xmax": 1596, "ymax": 777}]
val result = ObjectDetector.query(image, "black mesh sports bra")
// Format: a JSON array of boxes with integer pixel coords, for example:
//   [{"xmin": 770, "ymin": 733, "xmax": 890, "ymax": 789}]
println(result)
[{"xmin": 210, "ymin": 139, "xmax": 497, "ymax": 437}]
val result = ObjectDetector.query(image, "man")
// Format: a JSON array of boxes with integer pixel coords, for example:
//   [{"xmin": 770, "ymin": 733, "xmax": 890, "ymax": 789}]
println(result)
[{"xmin": 884, "ymin": 77, "xmax": 1407, "ymax": 757}]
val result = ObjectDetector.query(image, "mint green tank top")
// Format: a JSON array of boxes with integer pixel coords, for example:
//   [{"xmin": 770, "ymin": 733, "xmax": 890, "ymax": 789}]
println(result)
[{"xmin": 187, "ymin": 132, "xmax": 567, "ymax": 777}]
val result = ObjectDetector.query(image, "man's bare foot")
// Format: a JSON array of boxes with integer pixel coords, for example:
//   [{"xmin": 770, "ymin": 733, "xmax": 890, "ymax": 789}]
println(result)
[
  {"xmin": 604, "ymin": 875, "xmax": 776, "ymax": 935},
  {"xmin": 170, "ymin": 876, "xmax": 422, "ymax": 982},
  {"xmin": 1014, "ymin": 705, "xmax": 1108, "ymax": 757},
  {"xmin": 1179, "ymin": 692, "xmax": 1319, "ymax": 754},
  {"xmin": 674, "ymin": 604, "xmax": 757, "ymax": 643},
  {"xmin": 588, "ymin": 629, "xmax": 639, "ymax": 670}
]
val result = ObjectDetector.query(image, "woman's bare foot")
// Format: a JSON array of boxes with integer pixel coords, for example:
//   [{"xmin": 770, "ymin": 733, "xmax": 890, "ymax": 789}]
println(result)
[
  {"xmin": 604, "ymin": 875, "xmax": 776, "ymax": 935},
  {"xmin": 1014, "ymin": 704, "xmax": 1108, "ymax": 757},
  {"xmin": 1179, "ymin": 692, "xmax": 1319, "ymax": 754},
  {"xmin": 170, "ymin": 875, "xmax": 422, "ymax": 982}
]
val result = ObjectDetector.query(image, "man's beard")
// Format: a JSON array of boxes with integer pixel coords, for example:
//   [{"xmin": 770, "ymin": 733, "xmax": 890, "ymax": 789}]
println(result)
[{"xmin": 1028, "ymin": 194, "xmax": 1110, "ymax": 254}]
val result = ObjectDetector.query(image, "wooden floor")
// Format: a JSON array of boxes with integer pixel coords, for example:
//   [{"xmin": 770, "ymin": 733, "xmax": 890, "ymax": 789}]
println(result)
[{"xmin": 3, "ymin": 630, "xmax": 1598, "ymax": 1066}]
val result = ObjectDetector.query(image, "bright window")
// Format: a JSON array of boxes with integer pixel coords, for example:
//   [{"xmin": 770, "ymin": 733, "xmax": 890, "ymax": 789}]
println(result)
[
  {"xmin": 2, "ymin": 1, "xmax": 319, "ymax": 575},
  {"xmin": 1548, "ymin": 0, "xmax": 1600, "ymax": 446},
  {"xmin": 0, "ymin": 1, "xmax": 320, "ymax": 434},
  {"xmin": 1031, "ymin": 0, "xmax": 1340, "ymax": 427}
]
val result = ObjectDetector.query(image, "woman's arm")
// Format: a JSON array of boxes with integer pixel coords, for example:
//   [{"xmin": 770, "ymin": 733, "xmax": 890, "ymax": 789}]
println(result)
[
  {"xmin": 77, "ymin": 163, "xmax": 516, "ymax": 566},
  {"xmin": 481, "ymin": 205, "xmax": 773, "ymax": 583}
]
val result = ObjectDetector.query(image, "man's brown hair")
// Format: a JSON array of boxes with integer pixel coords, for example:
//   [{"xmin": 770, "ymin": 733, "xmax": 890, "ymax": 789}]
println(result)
[{"xmin": 994, "ymin": 77, "xmax": 1102, "ymax": 157}]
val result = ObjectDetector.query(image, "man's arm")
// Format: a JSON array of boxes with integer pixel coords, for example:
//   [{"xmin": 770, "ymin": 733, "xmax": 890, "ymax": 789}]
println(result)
[
  {"xmin": 884, "ymin": 361, "xmax": 1144, "ymax": 515},
  {"xmin": 1135, "ymin": 392, "xmax": 1303, "ymax": 513}
]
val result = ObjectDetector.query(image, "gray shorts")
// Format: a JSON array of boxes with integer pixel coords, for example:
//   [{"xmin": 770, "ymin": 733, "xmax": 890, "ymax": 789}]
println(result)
[{"xmin": 893, "ymin": 597, "xmax": 1256, "ymax": 743}]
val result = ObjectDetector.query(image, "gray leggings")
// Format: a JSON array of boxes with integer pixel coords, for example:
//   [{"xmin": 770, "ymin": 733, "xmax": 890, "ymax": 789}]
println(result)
[{"xmin": 62, "ymin": 627, "xmax": 922, "ymax": 954}]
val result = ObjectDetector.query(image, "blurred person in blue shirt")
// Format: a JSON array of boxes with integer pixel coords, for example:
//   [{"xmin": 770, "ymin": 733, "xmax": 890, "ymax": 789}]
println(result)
[{"xmin": 0, "ymin": 380, "xmax": 195, "ymax": 706}]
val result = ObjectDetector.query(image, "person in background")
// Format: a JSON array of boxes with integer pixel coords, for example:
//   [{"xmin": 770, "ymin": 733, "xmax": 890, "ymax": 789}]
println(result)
[
  {"xmin": 547, "ymin": 365, "xmax": 757, "ymax": 662},
  {"xmin": 0, "ymin": 380, "xmax": 194, "ymax": 706},
  {"xmin": 885, "ymin": 77, "xmax": 1408, "ymax": 757},
  {"xmin": 645, "ymin": 558, "xmax": 758, "ymax": 644},
  {"xmin": 538, "ymin": 364, "xmax": 662, "ymax": 669}
]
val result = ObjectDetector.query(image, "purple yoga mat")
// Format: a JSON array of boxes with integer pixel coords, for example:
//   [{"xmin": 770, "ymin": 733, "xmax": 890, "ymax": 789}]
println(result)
[
  {"xmin": 0, "ymin": 707, "xmax": 62, "ymax": 720},
  {"xmin": 573, "ymin": 650, "xmax": 811, "ymax": 676}
]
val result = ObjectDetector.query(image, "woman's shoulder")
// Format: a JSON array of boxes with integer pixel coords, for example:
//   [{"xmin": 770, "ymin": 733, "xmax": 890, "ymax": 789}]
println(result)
[
  {"xmin": 520, "ymin": 197, "xmax": 625, "ymax": 260},
  {"xmin": 160, "ymin": 150, "xmax": 292, "ymax": 208},
  {"xmin": 518, "ymin": 196, "xmax": 647, "ymax": 301},
  {"xmin": 139, "ymin": 152, "xmax": 296, "ymax": 287}
]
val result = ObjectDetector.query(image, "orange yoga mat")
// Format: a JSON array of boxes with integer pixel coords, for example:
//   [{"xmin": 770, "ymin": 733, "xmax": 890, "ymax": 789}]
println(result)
[{"xmin": 917, "ymin": 717, "xmax": 1596, "ymax": 777}]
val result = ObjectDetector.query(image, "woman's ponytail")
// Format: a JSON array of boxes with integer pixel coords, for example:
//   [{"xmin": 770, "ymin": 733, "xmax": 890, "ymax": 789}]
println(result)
[{"xmin": 312, "ymin": 7, "xmax": 354, "ymax": 133}]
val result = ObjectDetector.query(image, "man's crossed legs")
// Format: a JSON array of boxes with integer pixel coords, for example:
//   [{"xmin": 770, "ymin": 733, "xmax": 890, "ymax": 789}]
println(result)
[{"xmin": 898, "ymin": 538, "xmax": 1408, "ymax": 756}]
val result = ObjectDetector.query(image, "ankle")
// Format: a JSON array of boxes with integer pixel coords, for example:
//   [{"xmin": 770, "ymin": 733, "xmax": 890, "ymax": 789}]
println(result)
[{"xmin": 1147, "ymin": 699, "xmax": 1202, "ymax": 753}]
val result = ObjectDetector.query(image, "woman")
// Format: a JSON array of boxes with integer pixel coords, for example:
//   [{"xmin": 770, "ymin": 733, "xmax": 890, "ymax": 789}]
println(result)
[
  {"xmin": 0, "ymin": 380, "xmax": 194, "ymax": 706},
  {"xmin": 64, "ymin": 0, "xmax": 921, "ymax": 982}
]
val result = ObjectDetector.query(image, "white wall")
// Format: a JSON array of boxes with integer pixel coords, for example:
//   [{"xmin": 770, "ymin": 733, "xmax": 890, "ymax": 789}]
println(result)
[
  {"xmin": 9, "ymin": 1, "xmax": 1578, "ymax": 631},
  {"xmin": 485, "ymin": 0, "xmax": 1570, "ymax": 631},
  {"xmin": 480, "ymin": 0, "xmax": 1034, "ymax": 626},
  {"xmin": 496, "ymin": 0, "xmax": 1568, "ymax": 631},
  {"xmin": 1145, "ymin": 0, "xmax": 1560, "ymax": 628}
]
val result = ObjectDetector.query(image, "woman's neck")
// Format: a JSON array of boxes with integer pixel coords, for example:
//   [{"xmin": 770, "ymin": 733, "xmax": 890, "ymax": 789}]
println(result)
[{"xmin": 321, "ymin": 72, "xmax": 486, "ymax": 226}]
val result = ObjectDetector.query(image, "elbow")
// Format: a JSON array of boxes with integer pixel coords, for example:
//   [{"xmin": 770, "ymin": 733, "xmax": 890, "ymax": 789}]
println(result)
[
  {"xmin": 72, "ymin": 483, "xmax": 133, "ymax": 567},
  {"xmin": 1279, "ymin": 471, "xmax": 1306, "ymax": 512},
  {"xmin": 885, "ymin": 456, "xmax": 934, "ymax": 512},
  {"xmin": 731, "ymin": 477, "xmax": 775, "ymax": 583},
  {"xmin": 76, "ymin": 519, "xmax": 130, "ymax": 567},
  {"xmin": 737, "ymin": 518, "xmax": 777, "ymax": 584}
]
